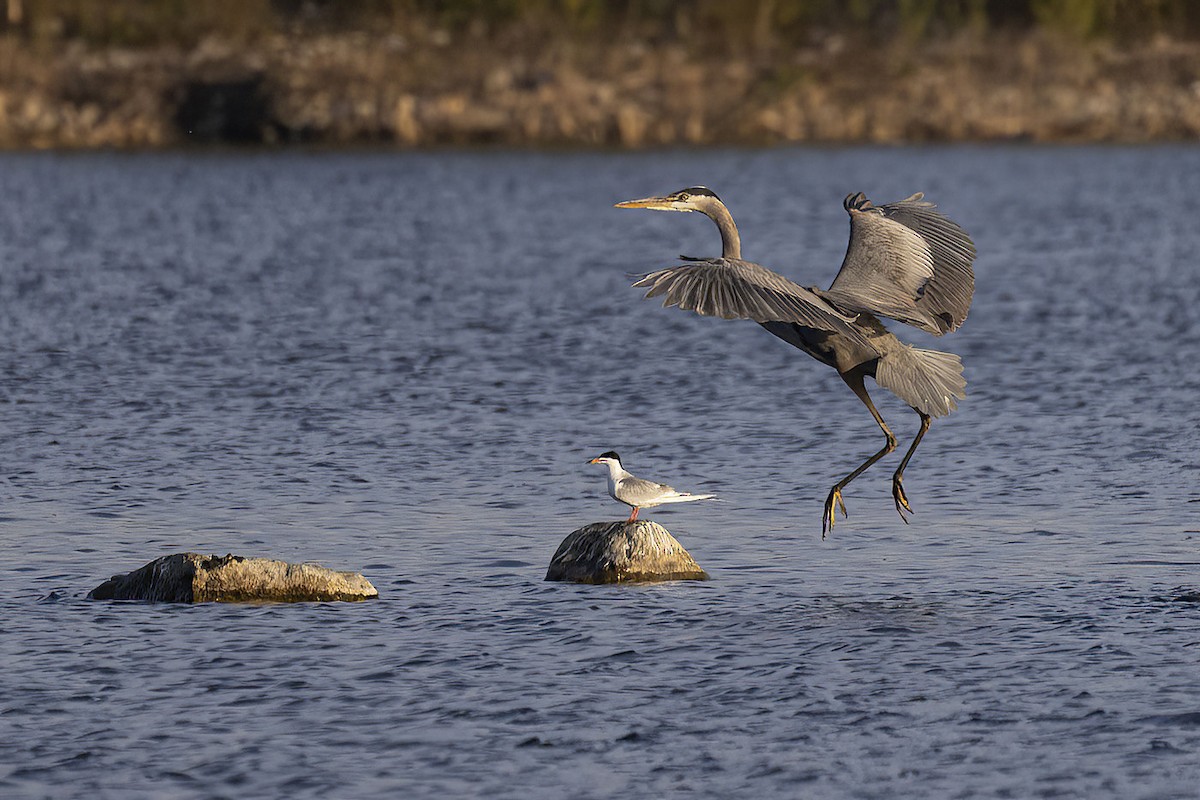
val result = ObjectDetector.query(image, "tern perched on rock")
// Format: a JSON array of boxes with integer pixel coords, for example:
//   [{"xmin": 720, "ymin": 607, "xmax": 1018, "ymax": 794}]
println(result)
[{"xmin": 587, "ymin": 451, "xmax": 716, "ymax": 521}]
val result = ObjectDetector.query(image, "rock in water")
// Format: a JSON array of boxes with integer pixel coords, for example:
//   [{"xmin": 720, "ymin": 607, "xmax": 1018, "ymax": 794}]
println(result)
[
  {"xmin": 87, "ymin": 553, "xmax": 378, "ymax": 603},
  {"xmin": 545, "ymin": 521, "xmax": 708, "ymax": 584}
]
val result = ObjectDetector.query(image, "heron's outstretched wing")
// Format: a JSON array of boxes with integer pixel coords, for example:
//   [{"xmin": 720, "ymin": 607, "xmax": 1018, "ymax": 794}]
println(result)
[
  {"xmin": 632, "ymin": 257, "xmax": 870, "ymax": 342},
  {"xmin": 823, "ymin": 192, "xmax": 976, "ymax": 336}
]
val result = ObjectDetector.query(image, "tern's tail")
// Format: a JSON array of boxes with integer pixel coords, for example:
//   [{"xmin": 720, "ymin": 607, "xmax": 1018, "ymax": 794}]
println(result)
[{"xmin": 658, "ymin": 492, "xmax": 717, "ymax": 505}]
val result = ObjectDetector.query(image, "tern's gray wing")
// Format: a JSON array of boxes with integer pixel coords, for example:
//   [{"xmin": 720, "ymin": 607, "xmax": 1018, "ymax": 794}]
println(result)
[
  {"xmin": 615, "ymin": 476, "xmax": 674, "ymax": 507},
  {"xmin": 822, "ymin": 192, "xmax": 976, "ymax": 336},
  {"xmin": 632, "ymin": 257, "xmax": 873, "ymax": 344}
]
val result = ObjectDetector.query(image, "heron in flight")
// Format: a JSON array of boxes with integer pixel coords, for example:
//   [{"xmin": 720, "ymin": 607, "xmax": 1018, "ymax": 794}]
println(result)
[{"xmin": 615, "ymin": 186, "xmax": 975, "ymax": 536}]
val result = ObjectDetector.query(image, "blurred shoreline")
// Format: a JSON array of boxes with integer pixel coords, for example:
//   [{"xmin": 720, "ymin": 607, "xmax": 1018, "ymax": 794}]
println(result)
[{"xmin": 3, "ymin": 27, "xmax": 1200, "ymax": 149}]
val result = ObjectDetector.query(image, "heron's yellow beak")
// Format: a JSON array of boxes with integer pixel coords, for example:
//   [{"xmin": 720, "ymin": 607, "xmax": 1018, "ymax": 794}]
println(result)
[{"xmin": 614, "ymin": 196, "xmax": 676, "ymax": 211}]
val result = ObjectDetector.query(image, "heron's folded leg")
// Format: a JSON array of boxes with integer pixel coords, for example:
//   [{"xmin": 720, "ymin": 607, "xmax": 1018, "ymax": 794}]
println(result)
[
  {"xmin": 891, "ymin": 411, "xmax": 931, "ymax": 523},
  {"xmin": 822, "ymin": 369, "xmax": 897, "ymax": 538}
]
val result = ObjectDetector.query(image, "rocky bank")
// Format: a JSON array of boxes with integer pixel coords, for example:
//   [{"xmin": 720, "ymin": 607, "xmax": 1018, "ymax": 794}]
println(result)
[{"xmin": 2, "ymin": 29, "xmax": 1200, "ymax": 148}]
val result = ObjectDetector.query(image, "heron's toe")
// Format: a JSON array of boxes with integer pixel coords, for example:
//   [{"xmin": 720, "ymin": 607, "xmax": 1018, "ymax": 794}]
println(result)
[
  {"xmin": 892, "ymin": 476, "xmax": 912, "ymax": 524},
  {"xmin": 822, "ymin": 486, "xmax": 847, "ymax": 538}
]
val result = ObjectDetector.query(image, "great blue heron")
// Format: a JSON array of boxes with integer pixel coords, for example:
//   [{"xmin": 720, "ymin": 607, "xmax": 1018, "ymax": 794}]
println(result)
[{"xmin": 615, "ymin": 186, "xmax": 975, "ymax": 536}]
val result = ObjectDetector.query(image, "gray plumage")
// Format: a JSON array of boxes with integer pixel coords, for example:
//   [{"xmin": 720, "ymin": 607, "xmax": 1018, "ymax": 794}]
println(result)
[
  {"xmin": 615, "ymin": 186, "xmax": 976, "ymax": 536},
  {"xmin": 588, "ymin": 452, "xmax": 716, "ymax": 522},
  {"xmin": 639, "ymin": 257, "xmax": 865, "ymax": 337},
  {"xmin": 824, "ymin": 192, "xmax": 976, "ymax": 336}
]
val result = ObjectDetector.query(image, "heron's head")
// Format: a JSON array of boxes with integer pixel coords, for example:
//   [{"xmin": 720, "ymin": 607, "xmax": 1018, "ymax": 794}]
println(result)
[
  {"xmin": 614, "ymin": 187, "xmax": 723, "ymax": 214},
  {"xmin": 587, "ymin": 451, "xmax": 622, "ymax": 467}
]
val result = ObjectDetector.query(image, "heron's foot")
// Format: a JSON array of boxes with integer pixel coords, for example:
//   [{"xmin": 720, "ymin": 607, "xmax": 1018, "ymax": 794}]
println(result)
[
  {"xmin": 892, "ymin": 475, "xmax": 912, "ymax": 524},
  {"xmin": 822, "ymin": 486, "xmax": 847, "ymax": 538}
]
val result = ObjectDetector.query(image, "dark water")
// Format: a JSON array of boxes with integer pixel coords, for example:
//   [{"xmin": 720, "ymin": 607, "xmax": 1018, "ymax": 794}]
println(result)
[{"xmin": 1, "ymin": 147, "xmax": 1199, "ymax": 799}]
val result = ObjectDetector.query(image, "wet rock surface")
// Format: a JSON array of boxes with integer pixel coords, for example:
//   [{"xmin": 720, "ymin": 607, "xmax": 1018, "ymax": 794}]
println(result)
[
  {"xmin": 88, "ymin": 553, "xmax": 378, "ymax": 603},
  {"xmin": 546, "ymin": 521, "xmax": 708, "ymax": 584}
]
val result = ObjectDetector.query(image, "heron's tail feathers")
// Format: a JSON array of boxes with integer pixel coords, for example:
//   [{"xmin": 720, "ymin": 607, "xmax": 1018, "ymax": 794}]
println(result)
[
  {"xmin": 875, "ymin": 345, "xmax": 965, "ymax": 418},
  {"xmin": 658, "ymin": 492, "xmax": 717, "ymax": 505}
]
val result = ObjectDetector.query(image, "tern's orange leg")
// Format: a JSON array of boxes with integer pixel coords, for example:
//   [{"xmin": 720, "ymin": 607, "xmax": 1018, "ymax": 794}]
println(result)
[{"xmin": 627, "ymin": 507, "xmax": 640, "ymax": 522}]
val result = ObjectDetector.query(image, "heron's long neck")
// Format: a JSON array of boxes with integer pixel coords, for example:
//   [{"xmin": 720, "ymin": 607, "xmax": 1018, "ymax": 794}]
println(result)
[{"xmin": 702, "ymin": 201, "xmax": 741, "ymax": 259}]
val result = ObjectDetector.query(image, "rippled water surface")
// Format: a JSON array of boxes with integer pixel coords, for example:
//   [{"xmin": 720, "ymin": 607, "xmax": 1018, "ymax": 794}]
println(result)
[{"xmin": 2, "ymin": 147, "xmax": 1199, "ymax": 799}]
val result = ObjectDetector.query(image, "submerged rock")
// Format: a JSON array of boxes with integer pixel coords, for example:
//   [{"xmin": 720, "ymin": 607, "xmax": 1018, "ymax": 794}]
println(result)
[
  {"xmin": 546, "ymin": 521, "xmax": 708, "ymax": 584},
  {"xmin": 87, "ymin": 553, "xmax": 378, "ymax": 603}
]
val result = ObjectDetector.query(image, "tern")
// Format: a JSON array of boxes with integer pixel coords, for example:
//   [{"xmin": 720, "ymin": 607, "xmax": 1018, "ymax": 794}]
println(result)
[{"xmin": 587, "ymin": 451, "xmax": 716, "ymax": 522}]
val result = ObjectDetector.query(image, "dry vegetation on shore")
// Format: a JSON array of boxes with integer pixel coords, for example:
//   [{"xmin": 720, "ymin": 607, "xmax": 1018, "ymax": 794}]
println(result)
[{"xmin": 2, "ymin": 0, "xmax": 1200, "ymax": 148}]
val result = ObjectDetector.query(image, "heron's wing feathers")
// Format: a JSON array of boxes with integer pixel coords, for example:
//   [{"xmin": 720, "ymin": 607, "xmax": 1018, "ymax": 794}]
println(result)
[
  {"xmin": 632, "ymin": 257, "xmax": 870, "ymax": 342},
  {"xmin": 824, "ymin": 192, "xmax": 976, "ymax": 336}
]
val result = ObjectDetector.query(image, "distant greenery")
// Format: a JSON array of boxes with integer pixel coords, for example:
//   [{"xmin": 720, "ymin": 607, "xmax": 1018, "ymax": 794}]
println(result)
[{"xmin": 7, "ymin": 0, "xmax": 1200, "ymax": 45}]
